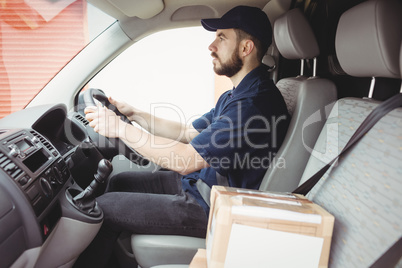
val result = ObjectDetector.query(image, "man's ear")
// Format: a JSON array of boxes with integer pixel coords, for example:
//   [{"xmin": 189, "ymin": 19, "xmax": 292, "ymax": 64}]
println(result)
[{"xmin": 240, "ymin": 39, "xmax": 255, "ymax": 57}]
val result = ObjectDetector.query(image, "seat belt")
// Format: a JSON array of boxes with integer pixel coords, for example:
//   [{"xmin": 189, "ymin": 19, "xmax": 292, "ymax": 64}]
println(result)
[
  {"xmin": 293, "ymin": 93, "xmax": 402, "ymax": 195},
  {"xmin": 216, "ymin": 172, "xmax": 230, "ymax": 186},
  {"xmin": 196, "ymin": 179, "xmax": 212, "ymax": 207},
  {"xmin": 196, "ymin": 172, "xmax": 229, "ymax": 207}
]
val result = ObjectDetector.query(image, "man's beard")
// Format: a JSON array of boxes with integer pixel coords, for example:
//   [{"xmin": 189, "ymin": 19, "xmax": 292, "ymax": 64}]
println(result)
[{"xmin": 212, "ymin": 48, "xmax": 243, "ymax": 78}]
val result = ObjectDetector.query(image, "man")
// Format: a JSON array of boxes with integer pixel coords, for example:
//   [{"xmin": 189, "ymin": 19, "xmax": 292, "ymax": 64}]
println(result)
[{"xmin": 76, "ymin": 6, "xmax": 290, "ymax": 267}]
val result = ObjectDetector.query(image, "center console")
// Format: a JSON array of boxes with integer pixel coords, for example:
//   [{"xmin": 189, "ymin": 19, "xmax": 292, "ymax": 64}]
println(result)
[
  {"xmin": 0, "ymin": 129, "xmax": 70, "ymax": 219},
  {"xmin": 0, "ymin": 128, "xmax": 105, "ymax": 267}
]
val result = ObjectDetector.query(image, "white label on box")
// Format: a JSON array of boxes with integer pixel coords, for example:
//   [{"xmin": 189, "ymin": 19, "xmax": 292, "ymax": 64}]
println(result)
[
  {"xmin": 232, "ymin": 205, "xmax": 322, "ymax": 224},
  {"xmin": 225, "ymin": 224, "xmax": 324, "ymax": 268}
]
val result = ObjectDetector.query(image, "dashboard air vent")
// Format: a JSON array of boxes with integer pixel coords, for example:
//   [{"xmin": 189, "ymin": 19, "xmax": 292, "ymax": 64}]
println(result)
[
  {"xmin": 0, "ymin": 152, "xmax": 23, "ymax": 180},
  {"xmin": 74, "ymin": 114, "xmax": 89, "ymax": 126},
  {"xmin": 30, "ymin": 131, "xmax": 56, "ymax": 153}
]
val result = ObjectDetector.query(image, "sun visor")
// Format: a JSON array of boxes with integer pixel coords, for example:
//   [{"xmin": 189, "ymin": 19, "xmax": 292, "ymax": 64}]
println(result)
[{"xmin": 107, "ymin": 0, "xmax": 164, "ymax": 19}]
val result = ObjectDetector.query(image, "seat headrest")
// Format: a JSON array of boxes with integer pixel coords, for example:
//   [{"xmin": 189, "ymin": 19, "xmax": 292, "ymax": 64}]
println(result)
[
  {"xmin": 262, "ymin": 54, "xmax": 275, "ymax": 69},
  {"xmin": 273, "ymin": 8, "xmax": 319, "ymax": 60},
  {"xmin": 335, "ymin": 0, "xmax": 402, "ymax": 78}
]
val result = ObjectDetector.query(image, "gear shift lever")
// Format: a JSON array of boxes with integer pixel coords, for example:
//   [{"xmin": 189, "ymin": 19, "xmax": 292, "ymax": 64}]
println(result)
[{"xmin": 72, "ymin": 159, "xmax": 113, "ymax": 215}]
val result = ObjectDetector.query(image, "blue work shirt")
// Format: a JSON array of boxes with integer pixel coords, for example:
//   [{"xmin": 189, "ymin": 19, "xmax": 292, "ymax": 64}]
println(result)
[{"xmin": 181, "ymin": 65, "xmax": 290, "ymax": 215}]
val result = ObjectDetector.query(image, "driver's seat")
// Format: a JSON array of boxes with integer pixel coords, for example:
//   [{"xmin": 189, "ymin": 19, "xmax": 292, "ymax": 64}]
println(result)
[{"xmin": 127, "ymin": 7, "xmax": 337, "ymax": 268}]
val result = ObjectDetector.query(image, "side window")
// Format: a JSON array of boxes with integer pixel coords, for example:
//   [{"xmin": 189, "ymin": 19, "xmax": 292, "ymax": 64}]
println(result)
[
  {"xmin": 0, "ymin": 1, "xmax": 114, "ymax": 119},
  {"xmin": 88, "ymin": 27, "xmax": 216, "ymax": 124}
]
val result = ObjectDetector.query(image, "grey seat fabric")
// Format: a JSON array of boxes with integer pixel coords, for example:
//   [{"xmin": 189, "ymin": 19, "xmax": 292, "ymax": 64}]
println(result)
[
  {"xmin": 261, "ymin": 77, "xmax": 336, "ymax": 192},
  {"xmin": 260, "ymin": 8, "xmax": 337, "ymax": 192},
  {"xmin": 130, "ymin": 8, "xmax": 337, "ymax": 268},
  {"xmin": 273, "ymin": 8, "xmax": 320, "ymax": 116},
  {"xmin": 273, "ymin": 7, "xmax": 319, "ymax": 115},
  {"xmin": 302, "ymin": 98, "xmax": 402, "ymax": 267},
  {"xmin": 299, "ymin": 0, "xmax": 402, "ymax": 267},
  {"xmin": 276, "ymin": 76, "xmax": 306, "ymax": 115}
]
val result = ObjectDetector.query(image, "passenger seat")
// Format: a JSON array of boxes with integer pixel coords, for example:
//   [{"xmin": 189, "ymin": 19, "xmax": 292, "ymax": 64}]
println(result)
[{"xmin": 298, "ymin": 0, "xmax": 402, "ymax": 266}]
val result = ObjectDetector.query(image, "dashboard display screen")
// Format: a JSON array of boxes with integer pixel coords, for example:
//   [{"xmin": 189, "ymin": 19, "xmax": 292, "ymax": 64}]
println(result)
[
  {"xmin": 23, "ymin": 149, "xmax": 49, "ymax": 173},
  {"xmin": 16, "ymin": 139, "xmax": 31, "ymax": 152}
]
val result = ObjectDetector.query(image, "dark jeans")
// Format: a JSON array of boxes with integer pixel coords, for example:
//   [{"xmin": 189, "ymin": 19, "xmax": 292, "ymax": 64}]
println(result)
[{"xmin": 74, "ymin": 170, "xmax": 208, "ymax": 268}]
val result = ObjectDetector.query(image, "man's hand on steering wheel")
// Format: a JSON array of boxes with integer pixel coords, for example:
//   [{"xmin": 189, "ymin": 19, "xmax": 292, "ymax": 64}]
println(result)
[
  {"xmin": 85, "ymin": 104, "xmax": 127, "ymax": 139},
  {"xmin": 82, "ymin": 88, "xmax": 149, "ymax": 165},
  {"xmin": 108, "ymin": 96, "xmax": 136, "ymax": 122}
]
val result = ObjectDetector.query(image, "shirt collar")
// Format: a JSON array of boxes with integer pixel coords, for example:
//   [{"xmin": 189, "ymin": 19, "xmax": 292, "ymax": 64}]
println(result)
[
  {"xmin": 232, "ymin": 65, "xmax": 267, "ymax": 97},
  {"xmin": 227, "ymin": 87, "xmax": 235, "ymax": 98}
]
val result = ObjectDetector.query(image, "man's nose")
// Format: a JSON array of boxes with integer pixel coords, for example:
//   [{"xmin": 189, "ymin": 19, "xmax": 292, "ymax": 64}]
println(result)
[{"xmin": 208, "ymin": 40, "xmax": 217, "ymax": 52}]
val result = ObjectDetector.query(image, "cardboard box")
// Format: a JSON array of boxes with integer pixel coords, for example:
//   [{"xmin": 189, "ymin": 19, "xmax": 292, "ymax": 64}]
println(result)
[
  {"xmin": 206, "ymin": 186, "xmax": 334, "ymax": 268},
  {"xmin": 189, "ymin": 249, "xmax": 207, "ymax": 268}
]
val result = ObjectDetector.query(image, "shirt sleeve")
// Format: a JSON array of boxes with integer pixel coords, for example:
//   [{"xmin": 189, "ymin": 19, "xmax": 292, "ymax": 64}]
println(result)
[{"xmin": 192, "ymin": 108, "xmax": 214, "ymax": 132}]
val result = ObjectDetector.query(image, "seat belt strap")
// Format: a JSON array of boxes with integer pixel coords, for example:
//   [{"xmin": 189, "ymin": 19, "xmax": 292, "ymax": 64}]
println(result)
[
  {"xmin": 196, "ymin": 179, "xmax": 212, "ymax": 207},
  {"xmin": 293, "ymin": 93, "xmax": 402, "ymax": 195},
  {"xmin": 216, "ymin": 172, "xmax": 229, "ymax": 186},
  {"xmin": 196, "ymin": 172, "xmax": 229, "ymax": 207},
  {"xmin": 369, "ymin": 237, "xmax": 402, "ymax": 268}
]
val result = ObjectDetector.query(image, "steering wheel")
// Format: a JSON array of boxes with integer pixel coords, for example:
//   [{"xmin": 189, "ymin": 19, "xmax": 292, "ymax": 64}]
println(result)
[{"xmin": 83, "ymin": 88, "xmax": 149, "ymax": 166}]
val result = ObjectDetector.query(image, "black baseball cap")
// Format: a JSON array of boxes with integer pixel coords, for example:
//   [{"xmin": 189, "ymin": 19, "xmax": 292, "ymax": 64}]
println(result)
[{"xmin": 201, "ymin": 6, "xmax": 272, "ymax": 49}]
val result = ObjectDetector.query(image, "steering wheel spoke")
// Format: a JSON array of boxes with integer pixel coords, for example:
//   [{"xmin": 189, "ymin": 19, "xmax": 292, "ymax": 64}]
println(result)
[{"xmin": 83, "ymin": 88, "xmax": 149, "ymax": 166}]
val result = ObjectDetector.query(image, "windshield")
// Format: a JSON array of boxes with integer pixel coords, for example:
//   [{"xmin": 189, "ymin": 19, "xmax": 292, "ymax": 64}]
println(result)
[{"xmin": 0, "ymin": 0, "xmax": 114, "ymax": 118}]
